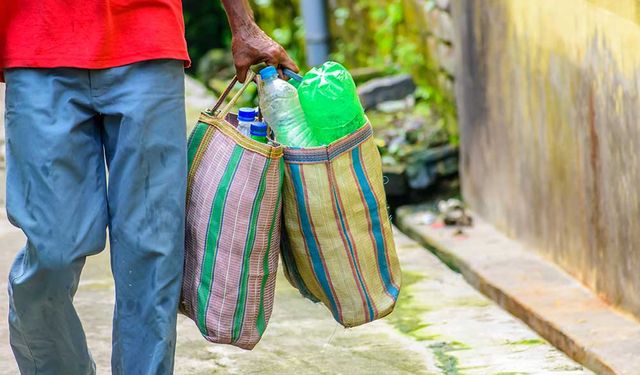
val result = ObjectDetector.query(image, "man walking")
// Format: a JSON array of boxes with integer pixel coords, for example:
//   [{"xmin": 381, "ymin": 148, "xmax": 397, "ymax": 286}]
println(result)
[{"xmin": 0, "ymin": 1, "xmax": 297, "ymax": 374}]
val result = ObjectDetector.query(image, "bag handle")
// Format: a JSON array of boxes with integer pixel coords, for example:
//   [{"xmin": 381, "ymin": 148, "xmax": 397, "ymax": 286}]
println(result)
[
  {"xmin": 209, "ymin": 69, "xmax": 257, "ymax": 119},
  {"xmin": 283, "ymin": 68, "xmax": 303, "ymax": 82}
]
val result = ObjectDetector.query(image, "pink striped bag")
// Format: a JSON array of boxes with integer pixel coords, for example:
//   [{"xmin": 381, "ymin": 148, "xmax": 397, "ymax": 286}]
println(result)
[{"xmin": 180, "ymin": 73, "xmax": 284, "ymax": 349}]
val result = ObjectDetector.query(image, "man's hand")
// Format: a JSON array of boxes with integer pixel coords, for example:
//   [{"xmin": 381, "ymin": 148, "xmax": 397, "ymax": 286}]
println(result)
[
  {"xmin": 221, "ymin": 0, "xmax": 299, "ymax": 82},
  {"xmin": 231, "ymin": 24, "xmax": 298, "ymax": 83}
]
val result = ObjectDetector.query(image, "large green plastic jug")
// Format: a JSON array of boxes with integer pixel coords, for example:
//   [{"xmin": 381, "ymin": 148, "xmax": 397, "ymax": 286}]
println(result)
[{"xmin": 297, "ymin": 62, "xmax": 366, "ymax": 145}]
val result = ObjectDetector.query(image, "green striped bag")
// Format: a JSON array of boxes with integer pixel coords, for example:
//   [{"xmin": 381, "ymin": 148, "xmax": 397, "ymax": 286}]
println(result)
[{"xmin": 180, "ymin": 73, "xmax": 284, "ymax": 349}]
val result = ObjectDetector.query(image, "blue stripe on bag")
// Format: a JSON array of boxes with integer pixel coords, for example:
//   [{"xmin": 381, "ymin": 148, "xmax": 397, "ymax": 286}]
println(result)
[
  {"xmin": 332, "ymin": 187, "xmax": 375, "ymax": 320},
  {"xmin": 288, "ymin": 163, "xmax": 341, "ymax": 319},
  {"xmin": 351, "ymin": 146, "xmax": 399, "ymax": 299}
]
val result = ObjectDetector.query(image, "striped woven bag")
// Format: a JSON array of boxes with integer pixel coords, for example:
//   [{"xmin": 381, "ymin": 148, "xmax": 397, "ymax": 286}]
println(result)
[
  {"xmin": 181, "ymin": 72, "xmax": 284, "ymax": 349},
  {"xmin": 279, "ymin": 121, "xmax": 402, "ymax": 327}
]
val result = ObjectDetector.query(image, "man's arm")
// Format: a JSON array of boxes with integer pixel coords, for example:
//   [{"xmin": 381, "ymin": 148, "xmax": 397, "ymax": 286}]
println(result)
[{"xmin": 221, "ymin": 0, "xmax": 298, "ymax": 82}]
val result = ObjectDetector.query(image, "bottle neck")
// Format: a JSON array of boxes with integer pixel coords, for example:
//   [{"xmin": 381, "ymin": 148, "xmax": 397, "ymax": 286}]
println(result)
[{"xmin": 262, "ymin": 75, "xmax": 278, "ymax": 83}]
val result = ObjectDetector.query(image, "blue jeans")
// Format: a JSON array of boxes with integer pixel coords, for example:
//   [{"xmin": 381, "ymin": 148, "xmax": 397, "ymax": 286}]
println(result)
[{"xmin": 4, "ymin": 60, "xmax": 187, "ymax": 375}]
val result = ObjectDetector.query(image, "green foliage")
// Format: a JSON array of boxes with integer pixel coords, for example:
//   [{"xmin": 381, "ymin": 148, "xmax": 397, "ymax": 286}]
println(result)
[
  {"xmin": 251, "ymin": 0, "xmax": 306, "ymax": 69},
  {"xmin": 327, "ymin": 0, "xmax": 458, "ymax": 145},
  {"xmin": 183, "ymin": 0, "xmax": 231, "ymax": 74}
]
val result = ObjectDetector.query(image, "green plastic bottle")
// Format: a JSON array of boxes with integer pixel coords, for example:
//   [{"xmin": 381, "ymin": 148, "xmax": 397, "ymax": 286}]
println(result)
[
  {"xmin": 297, "ymin": 61, "xmax": 366, "ymax": 145},
  {"xmin": 250, "ymin": 122, "xmax": 268, "ymax": 144}
]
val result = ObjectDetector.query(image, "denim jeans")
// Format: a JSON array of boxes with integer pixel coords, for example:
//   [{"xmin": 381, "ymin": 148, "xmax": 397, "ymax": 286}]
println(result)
[{"xmin": 4, "ymin": 60, "xmax": 187, "ymax": 375}]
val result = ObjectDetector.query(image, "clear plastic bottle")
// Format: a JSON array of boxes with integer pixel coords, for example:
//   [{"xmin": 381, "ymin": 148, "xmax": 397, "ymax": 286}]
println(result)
[
  {"xmin": 237, "ymin": 107, "xmax": 255, "ymax": 137},
  {"xmin": 258, "ymin": 66, "xmax": 315, "ymax": 147}
]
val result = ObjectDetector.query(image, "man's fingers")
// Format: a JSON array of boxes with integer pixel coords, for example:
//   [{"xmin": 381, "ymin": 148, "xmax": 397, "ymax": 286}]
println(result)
[
  {"xmin": 264, "ymin": 46, "xmax": 298, "ymax": 70},
  {"xmin": 273, "ymin": 46, "xmax": 299, "ymax": 73},
  {"xmin": 276, "ymin": 67, "xmax": 287, "ymax": 80},
  {"xmin": 279, "ymin": 54, "xmax": 299, "ymax": 73},
  {"xmin": 234, "ymin": 43, "xmax": 298, "ymax": 82},
  {"xmin": 261, "ymin": 55, "xmax": 283, "ymax": 79},
  {"xmin": 264, "ymin": 52, "xmax": 281, "ymax": 69},
  {"xmin": 263, "ymin": 48, "xmax": 299, "ymax": 80},
  {"xmin": 235, "ymin": 63, "xmax": 248, "ymax": 83}
]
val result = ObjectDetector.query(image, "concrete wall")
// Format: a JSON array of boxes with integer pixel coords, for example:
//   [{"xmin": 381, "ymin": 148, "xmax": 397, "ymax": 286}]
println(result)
[{"xmin": 452, "ymin": 0, "xmax": 640, "ymax": 317}]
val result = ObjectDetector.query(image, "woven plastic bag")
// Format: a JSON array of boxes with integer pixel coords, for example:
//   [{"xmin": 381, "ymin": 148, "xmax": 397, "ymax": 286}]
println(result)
[
  {"xmin": 279, "ymin": 120, "xmax": 402, "ymax": 327},
  {"xmin": 181, "ymin": 72, "xmax": 284, "ymax": 349}
]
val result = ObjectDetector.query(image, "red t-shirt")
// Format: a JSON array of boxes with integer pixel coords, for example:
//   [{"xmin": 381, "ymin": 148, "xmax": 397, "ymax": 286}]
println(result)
[{"xmin": 0, "ymin": 0, "xmax": 191, "ymax": 81}]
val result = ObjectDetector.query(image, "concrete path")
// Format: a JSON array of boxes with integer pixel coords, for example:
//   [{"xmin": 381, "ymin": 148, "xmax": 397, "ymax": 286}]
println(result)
[
  {"xmin": 397, "ymin": 205, "xmax": 640, "ymax": 375},
  {"xmin": 0, "ymin": 213, "xmax": 591, "ymax": 374}
]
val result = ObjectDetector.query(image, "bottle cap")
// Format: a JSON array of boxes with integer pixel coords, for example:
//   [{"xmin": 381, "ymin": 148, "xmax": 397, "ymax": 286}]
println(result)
[
  {"xmin": 238, "ymin": 107, "xmax": 255, "ymax": 122},
  {"xmin": 259, "ymin": 66, "xmax": 278, "ymax": 80},
  {"xmin": 250, "ymin": 122, "xmax": 268, "ymax": 137}
]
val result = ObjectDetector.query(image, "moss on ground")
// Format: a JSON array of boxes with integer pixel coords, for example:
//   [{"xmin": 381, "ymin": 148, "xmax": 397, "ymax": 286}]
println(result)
[
  {"xmin": 429, "ymin": 341, "xmax": 469, "ymax": 375},
  {"xmin": 385, "ymin": 270, "xmax": 477, "ymax": 373},
  {"xmin": 385, "ymin": 271, "xmax": 434, "ymax": 340},
  {"xmin": 505, "ymin": 339, "xmax": 546, "ymax": 346},
  {"xmin": 452, "ymin": 297, "xmax": 492, "ymax": 308}
]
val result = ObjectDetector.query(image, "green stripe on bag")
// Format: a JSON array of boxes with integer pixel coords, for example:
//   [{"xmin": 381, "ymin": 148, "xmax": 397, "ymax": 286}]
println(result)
[
  {"xmin": 187, "ymin": 122, "xmax": 209, "ymax": 170},
  {"xmin": 197, "ymin": 146, "xmax": 244, "ymax": 334},
  {"xmin": 256, "ymin": 160, "xmax": 284, "ymax": 335},
  {"xmin": 232, "ymin": 158, "xmax": 271, "ymax": 342}
]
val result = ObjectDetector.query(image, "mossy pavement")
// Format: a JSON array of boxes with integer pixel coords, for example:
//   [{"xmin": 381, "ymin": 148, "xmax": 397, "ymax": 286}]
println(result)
[{"xmin": 0, "ymin": 213, "xmax": 591, "ymax": 375}]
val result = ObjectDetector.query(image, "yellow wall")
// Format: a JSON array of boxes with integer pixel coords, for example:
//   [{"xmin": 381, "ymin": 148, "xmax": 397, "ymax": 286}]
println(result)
[{"xmin": 453, "ymin": 0, "xmax": 640, "ymax": 316}]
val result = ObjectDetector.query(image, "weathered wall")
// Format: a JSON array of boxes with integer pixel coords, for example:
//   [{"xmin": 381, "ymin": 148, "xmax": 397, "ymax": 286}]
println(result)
[
  {"xmin": 453, "ymin": 0, "xmax": 640, "ymax": 317},
  {"xmin": 401, "ymin": 0, "xmax": 456, "ymax": 88}
]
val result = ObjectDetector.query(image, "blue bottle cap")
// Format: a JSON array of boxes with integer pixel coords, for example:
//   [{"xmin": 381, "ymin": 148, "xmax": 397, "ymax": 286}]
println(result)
[
  {"xmin": 238, "ymin": 107, "xmax": 255, "ymax": 122},
  {"xmin": 250, "ymin": 122, "xmax": 268, "ymax": 137},
  {"xmin": 259, "ymin": 66, "xmax": 278, "ymax": 80}
]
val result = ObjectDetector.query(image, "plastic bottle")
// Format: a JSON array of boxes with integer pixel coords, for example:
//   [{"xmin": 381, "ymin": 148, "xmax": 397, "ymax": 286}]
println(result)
[
  {"xmin": 258, "ymin": 66, "xmax": 316, "ymax": 147},
  {"xmin": 237, "ymin": 107, "xmax": 256, "ymax": 137},
  {"xmin": 297, "ymin": 61, "xmax": 366, "ymax": 145},
  {"xmin": 250, "ymin": 122, "xmax": 268, "ymax": 144}
]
